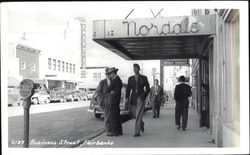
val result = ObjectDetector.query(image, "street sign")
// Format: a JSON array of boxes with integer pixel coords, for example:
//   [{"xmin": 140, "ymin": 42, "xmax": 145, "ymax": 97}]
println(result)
[
  {"xmin": 20, "ymin": 79, "xmax": 35, "ymax": 99},
  {"xmin": 161, "ymin": 59, "xmax": 189, "ymax": 66}
]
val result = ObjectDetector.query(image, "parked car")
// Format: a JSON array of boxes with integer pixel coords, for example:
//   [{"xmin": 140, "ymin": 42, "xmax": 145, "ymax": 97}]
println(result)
[
  {"xmin": 86, "ymin": 88, "xmax": 96, "ymax": 100},
  {"xmin": 31, "ymin": 89, "xmax": 51, "ymax": 105},
  {"xmin": 50, "ymin": 88, "xmax": 76, "ymax": 102},
  {"xmin": 72, "ymin": 90, "xmax": 88, "ymax": 101},
  {"xmin": 88, "ymin": 84, "xmax": 132, "ymax": 118},
  {"xmin": 8, "ymin": 87, "xmax": 23, "ymax": 106}
]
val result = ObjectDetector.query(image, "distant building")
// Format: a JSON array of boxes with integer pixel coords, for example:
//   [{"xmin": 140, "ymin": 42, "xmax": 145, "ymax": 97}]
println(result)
[
  {"xmin": 84, "ymin": 66, "xmax": 108, "ymax": 89},
  {"xmin": 8, "ymin": 43, "xmax": 41, "ymax": 87}
]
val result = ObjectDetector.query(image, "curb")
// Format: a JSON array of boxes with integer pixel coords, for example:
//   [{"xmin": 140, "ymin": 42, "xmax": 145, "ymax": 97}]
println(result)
[{"xmin": 71, "ymin": 128, "xmax": 106, "ymax": 148}]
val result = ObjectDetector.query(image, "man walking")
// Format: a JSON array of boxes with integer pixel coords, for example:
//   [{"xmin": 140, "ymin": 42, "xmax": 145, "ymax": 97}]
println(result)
[
  {"xmin": 149, "ymin": 79, "xmax": 164, "ymax": 118},
  {"xmin": 96, "ymin": 68, "xmax": 111, "ymax": 134},
  {"xmin": 126, "ymin": 64, "xmax": 150, "ymax": 137},
  {"xmin": 174, "ymin": 75, "xmax": 192, "ymax": 131},
  {"xmin": 107, "ymin": 67, "xmax": 123, "ymax": 136}
]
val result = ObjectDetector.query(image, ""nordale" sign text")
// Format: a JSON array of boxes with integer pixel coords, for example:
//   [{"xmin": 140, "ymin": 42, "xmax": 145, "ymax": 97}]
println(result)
[{"xmin": 122, "ymin": 17, "xmax": 199, "ymax": 37}]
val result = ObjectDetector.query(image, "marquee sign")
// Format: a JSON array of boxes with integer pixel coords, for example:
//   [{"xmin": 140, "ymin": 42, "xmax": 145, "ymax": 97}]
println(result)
[{"xmin": 93, "ymin": 15, "xmax": 216, "ymax": 39}]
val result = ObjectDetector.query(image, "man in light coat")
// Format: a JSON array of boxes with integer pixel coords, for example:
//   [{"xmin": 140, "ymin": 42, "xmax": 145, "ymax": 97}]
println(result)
[{"xmin": 149, "ymin": 79, "xmax": 164, "ymax": 118}]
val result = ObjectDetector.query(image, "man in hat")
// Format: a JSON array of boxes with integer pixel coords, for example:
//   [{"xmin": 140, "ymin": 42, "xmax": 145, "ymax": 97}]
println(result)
[
  {"xmin": 106, "ymin": 67, "xmax": 123, "ymax": 136},
  {"xmin": 96, "ymin": 68, "xmax": 111, "ymax": 134},
  {"xmin": 174, "ymin": 75, "xmax": 192, "ymax": 131},
  {"xmin": 125, "ymin": 64, "xmax": 150, "ymax": 137},
  {"xmin": 148, "ymin": 79, "xmax": 164, "ymax": 118}
]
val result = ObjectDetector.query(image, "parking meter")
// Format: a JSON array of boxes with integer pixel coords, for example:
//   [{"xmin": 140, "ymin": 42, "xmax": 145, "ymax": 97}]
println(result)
[{"xmin": 19, "ymin": 79, "xmax": 35, "ymax": 148}]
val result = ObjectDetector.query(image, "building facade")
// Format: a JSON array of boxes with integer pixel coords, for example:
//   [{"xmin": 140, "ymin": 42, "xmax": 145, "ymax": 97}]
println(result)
[
  {"xmin": 191, "ymin": 9, "xmax": 240, "ymax": 147},
  {"xmin": 8, "ymin": 43, "xmax": 41, "ymax": 87}
]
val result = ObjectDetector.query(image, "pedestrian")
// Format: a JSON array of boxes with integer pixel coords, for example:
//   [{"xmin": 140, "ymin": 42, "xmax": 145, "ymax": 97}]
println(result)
[
  {"xmin": 96, "ymin": 68, "xmax": 111, "ymax": 134},
  {"xmin": 106, "ymin": 67, "xmax": 123, "ymax": 136},
  {"xmin": 148, "ymin": 79, "xmax": 164, "ymax": 118},
  {"xmin": 174, "ymin": 75, "xmax": 192, "ymax": 131},
  {"xmin": 125, "ymin": 63, "xmax": 150, "ymax": 137}
]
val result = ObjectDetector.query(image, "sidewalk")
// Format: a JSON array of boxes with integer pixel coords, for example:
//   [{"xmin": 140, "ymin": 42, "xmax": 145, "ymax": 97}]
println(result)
[{"xmin": 79, "ymin": 104, "xmax": 215, "ymax": 148}]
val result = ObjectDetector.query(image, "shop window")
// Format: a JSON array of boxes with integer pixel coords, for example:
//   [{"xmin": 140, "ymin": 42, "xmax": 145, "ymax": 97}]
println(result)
[{"xmin": 93, "ymin": 73, "xmax": 97, "ymax": 81}]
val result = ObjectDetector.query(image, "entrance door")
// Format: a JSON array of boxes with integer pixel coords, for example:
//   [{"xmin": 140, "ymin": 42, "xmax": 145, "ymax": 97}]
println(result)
[{"xmin": 200, "ymin": 58, "xmax": 209, "ymax": 128}]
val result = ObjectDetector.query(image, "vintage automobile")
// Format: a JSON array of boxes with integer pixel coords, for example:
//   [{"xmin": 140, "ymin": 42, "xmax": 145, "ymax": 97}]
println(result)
[
  {"xmin": 50, "ymin": 88, "xmax": 76, "ymax": 102},
  {"xmin": 72, "ymin": 90, "xmax": 88, "ymax": 101},
  {"xmin": 8, "ymin": 87, "xmax": 23, "ymax": 106},
  {"xmin": 86, "ymin": 88, "xmax": 96, "ymax": 100},
  {"xmin": 88, "ymin": 84, "xmax": 132, "ymax": 118},
  {"xmin": 31, "ymin": 89, "xmax": 51, "ymax": 104}
]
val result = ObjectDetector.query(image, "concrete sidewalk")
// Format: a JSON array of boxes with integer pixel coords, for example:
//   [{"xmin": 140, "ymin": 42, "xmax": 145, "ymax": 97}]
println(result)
[{"xmin": 79, "ymin": 104, "xmax": 215, "ymax": 148}]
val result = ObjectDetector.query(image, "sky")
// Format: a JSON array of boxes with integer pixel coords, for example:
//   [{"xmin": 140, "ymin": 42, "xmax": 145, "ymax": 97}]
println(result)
[{"xmin": 4, "ymin": 2, "xmax": 192, "ymax": 69}]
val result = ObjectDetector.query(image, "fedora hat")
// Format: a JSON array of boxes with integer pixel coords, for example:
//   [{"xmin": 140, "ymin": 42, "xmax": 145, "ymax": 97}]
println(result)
[{"xmin": 108, "ymin": 67, "xmax": 118, "ymax": 74}]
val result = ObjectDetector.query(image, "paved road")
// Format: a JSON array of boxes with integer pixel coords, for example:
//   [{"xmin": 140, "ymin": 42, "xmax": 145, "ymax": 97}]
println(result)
[
  {"xmin": 8, "ymin": 102, "xmax": 105, "ymax": 148},
  {"xmin": 8, "ymin": 101, "xmax": 90, "ymax": 117}
]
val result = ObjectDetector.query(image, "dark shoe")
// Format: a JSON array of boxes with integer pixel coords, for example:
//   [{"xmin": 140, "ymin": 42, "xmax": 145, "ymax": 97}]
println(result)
[
  {"xmin": 106, "ymin": 133, "xmax": 118, "ymax": 136},
  {"xmin": 133, "ymin": 134, "xmax": 141, "ymax": 137},
  {"xmin": 157, "ymin": 115, "xmax": 159, "ymax": 118},
  {"xmin": 141, "ymin": 126, "xmax": 144, "ymax": 133},
  {"xmin": 182, "ymin": 128, "xmax": 186, "ymax": 131},
  {"xmin": 118, "ymin": 132, "xmax": 123, "ymax": 135},
  {"xmin": 153, "ymin": 116, "xmax": 156, "ymax": 118}
]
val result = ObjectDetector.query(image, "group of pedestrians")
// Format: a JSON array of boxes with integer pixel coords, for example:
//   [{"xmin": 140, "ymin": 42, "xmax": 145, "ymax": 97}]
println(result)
[{"xmin": 96, "ymin": 63, "xmax": 192, "ymax": 137}]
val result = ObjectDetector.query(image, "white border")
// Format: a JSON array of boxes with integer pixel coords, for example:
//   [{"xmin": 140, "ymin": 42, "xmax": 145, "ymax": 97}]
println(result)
[{"xmin": 1, "ymin": 1, "xmax": 249, "ymax": 155}]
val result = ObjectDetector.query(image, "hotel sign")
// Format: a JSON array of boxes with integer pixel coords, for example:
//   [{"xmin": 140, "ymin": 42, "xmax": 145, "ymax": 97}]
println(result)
[{"xmin": 93, "ymin": 15, "xmax": 216, "ymax": 39}]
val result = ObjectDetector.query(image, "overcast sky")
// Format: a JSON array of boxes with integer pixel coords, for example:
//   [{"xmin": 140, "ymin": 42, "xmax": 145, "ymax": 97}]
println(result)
[{"xmin": 4, "ymin": 2, "xmax": 193, "ymax": 68}]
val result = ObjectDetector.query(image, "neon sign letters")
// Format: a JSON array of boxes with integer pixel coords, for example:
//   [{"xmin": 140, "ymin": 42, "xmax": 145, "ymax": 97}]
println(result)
[{"xmin": 122, "ymin": 17, "xmax": 199, "ymax": 37}]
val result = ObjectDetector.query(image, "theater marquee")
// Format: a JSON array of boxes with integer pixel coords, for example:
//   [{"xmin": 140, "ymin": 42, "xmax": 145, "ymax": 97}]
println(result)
[{"xmin": 93, "ymin": 15, "xmax": 216, "ymax": 39}]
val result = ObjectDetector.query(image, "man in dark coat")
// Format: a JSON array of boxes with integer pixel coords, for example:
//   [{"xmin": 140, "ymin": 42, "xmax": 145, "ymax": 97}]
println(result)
[
  {"xmin": 106, "ymin": 67, "xmax": 123, "ymax": 136},
  {"xmin": 126, "ymin": 64, "xmax": 150, "ymax": 137},
  {"xmin": 174, "ymin": 75, "xmax": 192, "ymax": 131},
  {"xmin": 149, "ymin": 79, "xmax": 164, "ymax": 118},
  {"xmin": 96, "ymin": 68, "xmax": 111, "ymax": 134}
]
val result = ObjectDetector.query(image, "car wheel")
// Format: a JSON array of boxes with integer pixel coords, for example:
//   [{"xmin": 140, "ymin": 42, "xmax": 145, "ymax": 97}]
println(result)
[
  {"xmin": 33, "ymin": 98, "xmax": 39, "ymax": 105},
  {"xmin": 94, "ymin": 109, "xmax": 101, "ymax": 118},
  {"xmin": 45, "ymin": 98, "xmax": 51, "ymax": 104},
  {"xmin": 18, "ymin": 99, "xmax": 23, "ymax": 106},
  {"xmin": 60, "ymin": 97, "xmax": 65, "ymax": 103}
]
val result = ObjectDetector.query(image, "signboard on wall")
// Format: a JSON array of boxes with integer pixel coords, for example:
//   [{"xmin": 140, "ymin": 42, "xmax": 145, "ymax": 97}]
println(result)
[
  {"xmin": 93, "ymin": 15, "xmax": 216, "ymax": 39},
  {"xmin": 161, "ymin": 59, "xmax": 189, "ymax": 66}
]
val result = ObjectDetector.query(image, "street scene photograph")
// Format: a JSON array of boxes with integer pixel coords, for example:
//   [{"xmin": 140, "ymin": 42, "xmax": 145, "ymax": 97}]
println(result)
[{"xmin": 1, "ymin": 1, "xmax": 249, "ymax": 155}]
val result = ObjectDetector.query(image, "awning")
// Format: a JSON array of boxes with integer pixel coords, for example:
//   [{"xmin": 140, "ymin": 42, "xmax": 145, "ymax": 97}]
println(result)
[{"xmin": 93, "ymin": 15, "xmax": 216, "ymax": 60}]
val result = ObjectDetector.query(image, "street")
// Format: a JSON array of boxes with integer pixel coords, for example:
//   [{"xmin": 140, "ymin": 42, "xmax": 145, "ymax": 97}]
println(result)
[{"xmin": 8, "ymin": 101, "xmax": 105, "ymax": 148}]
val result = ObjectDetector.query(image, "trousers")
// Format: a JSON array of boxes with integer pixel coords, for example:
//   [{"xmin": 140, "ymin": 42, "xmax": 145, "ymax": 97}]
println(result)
[
  {"xmin": 135, "ymin": 97, "xmax": 145, "ymax": 135},
  {"xmin": 175, "ymin": 99, "xmax": 189, "ymax": 129},
  {"xmin": 153, "ymin": 95, "xmax": 161, "ymax": 117},
  {"xmin": 104, "ymin": 104, "xmax": 111, "ymax": 133}
]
